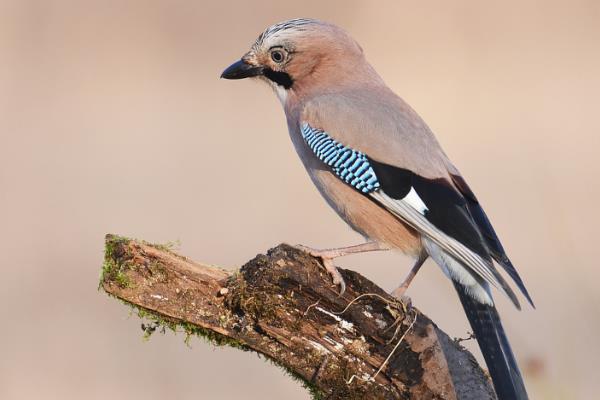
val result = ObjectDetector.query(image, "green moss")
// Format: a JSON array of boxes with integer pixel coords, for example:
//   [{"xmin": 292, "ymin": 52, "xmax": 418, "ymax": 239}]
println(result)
[
  {"xmin": 115, "ymin": 270, "xmax": 132, "ymax": 288},
  {"xmin": 99, "ymin": 235, "xmax": 135, "ymax": 289},
  {"xmin": 119, "ymin": 300, "xmax": 248, "ymax": 351},
  {"xmin": 100, "ymin": 259, "xmax": 115, "ymax": 285},
  {"xmin": 99, "ymin": 235, "xmax": 183, "ymax": 291},
  {"xmin": 280, "ymin": 361, "xmax": 325, "ymax": 400}
]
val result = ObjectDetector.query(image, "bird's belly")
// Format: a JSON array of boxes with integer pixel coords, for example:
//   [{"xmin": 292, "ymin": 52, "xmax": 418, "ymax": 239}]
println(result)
[
  {"xmin": 286, "ymin": 120, "xmax": 421, "ymax": 256},
  {"xmin": 308, "ymin": 167, "xmax": 422, "ymax": 257}
]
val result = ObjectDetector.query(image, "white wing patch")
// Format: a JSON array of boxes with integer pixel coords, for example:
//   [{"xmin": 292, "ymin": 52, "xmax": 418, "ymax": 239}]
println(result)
[
  {"xmin": 403, "ymin": 187, "xmax": 429, "ymax": 215},
  {"xmin": 371, "ymin": 190, "xmax": 518, "ymax": 307},
  {"xmin": 422, "ymin": 237, "xmax": 494, "ymax": 306}
]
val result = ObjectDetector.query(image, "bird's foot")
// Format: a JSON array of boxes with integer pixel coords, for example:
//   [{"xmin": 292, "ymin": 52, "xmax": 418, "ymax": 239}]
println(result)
[
  {"xmin": 390, "ymin": 286, "xmax": 412, "ymax": 307},
  {"xmin": 294, "ymin": 245, "xmax": 346, "ymax": 295},
  {"xmin": 388, "ymin": 253, "xmax": 426, "ymax": 308},
  {"xmin": 321, "ymin": 258, "xmax": 346, "ymax": 296},
  {"xmin": 294, "ymin": 244, "xmax": 348, "ymax": 260}
]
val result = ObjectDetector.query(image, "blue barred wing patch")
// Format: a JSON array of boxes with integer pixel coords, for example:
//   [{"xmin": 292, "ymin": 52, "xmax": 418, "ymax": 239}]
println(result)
[{"xmin": 301, "ymin": 123, "xmax": 380, "ymax": 193}]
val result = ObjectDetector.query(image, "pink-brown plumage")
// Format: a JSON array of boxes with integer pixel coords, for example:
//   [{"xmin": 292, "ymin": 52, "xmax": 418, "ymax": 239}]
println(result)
[
  {"xmin": 285, "ymin": 104, "xmax": 423, "ymax": 256},
  {"xmin": 221, "ymin": 19, "xmax": 532, "ymax": 399}
]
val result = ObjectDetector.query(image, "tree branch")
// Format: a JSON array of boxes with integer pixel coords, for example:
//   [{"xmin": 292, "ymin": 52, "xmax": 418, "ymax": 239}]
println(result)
[{"xmin": 99, "ymin": 234, "xmax": 496, "ymax": 400}]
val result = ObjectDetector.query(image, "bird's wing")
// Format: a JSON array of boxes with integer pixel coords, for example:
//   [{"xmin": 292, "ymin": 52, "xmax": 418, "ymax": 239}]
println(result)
[
  {"xmin": 300, "ymin": 121, "xmax": 524, "ymax": 308},
  {"xmin": 449, "ymin": 173, "xmax": 534, "ymax": 307}
]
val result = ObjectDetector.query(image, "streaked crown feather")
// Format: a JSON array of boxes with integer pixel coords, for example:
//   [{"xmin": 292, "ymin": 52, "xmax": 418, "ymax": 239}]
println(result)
[{"xmin": 252, "ymin": 18, "xmax": 319, "ymax": 50}]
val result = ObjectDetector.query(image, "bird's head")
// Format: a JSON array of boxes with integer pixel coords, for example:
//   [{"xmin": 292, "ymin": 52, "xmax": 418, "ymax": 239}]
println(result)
[{"xmin": 221, "ymin": 19, "xmax": 371, "ymax": 104}]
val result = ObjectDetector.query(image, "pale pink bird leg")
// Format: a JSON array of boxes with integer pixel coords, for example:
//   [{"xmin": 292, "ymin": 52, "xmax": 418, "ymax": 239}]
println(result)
[
  {"xmin": 391, "ymin": 253, "xmax": 428, "ymax": 301},
  {"xmin": 295, "ymin": 242, "xmax": 389, "ymax": 295}
]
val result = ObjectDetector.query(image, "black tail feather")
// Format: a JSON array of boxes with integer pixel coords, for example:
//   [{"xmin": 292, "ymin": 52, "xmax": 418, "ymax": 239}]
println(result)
[{"xmin": 453, "ymin": 282, "xmax": 529, "ymax": 400}]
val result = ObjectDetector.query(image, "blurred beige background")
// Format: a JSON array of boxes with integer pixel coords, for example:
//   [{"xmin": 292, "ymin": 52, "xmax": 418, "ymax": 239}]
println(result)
[{"xmin": 1, "ymin": 1, "xmax": 599, "ymax": 399}]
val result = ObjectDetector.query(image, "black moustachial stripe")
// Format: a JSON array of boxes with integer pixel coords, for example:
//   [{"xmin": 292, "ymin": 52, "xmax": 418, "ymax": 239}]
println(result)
[{"xmin": 263, "ymin": 68, "xmax": 293, "ymax": 89}]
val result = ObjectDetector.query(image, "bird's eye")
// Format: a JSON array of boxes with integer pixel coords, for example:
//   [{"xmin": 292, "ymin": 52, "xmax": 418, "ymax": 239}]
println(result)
[{"xmin": 270, "ymin": 49, "xmax": 285, "ymax": 63}]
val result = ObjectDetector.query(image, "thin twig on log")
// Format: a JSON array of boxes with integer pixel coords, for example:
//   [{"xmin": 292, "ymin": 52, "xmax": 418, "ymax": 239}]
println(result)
[{"xmin": 99, "ymin": 234, "xmax": 496, "ymax": 400}]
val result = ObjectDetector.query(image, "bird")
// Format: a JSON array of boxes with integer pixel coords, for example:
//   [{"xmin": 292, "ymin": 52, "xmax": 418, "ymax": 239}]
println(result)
[{"xmin": 221, "ymin": 18, "xmax": 533, "ymax": 400}]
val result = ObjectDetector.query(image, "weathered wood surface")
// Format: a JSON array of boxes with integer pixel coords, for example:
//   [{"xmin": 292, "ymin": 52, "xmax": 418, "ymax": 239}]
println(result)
[{"xmin": 100, "ymin": 234, "xmax": 496, "ymax": 400}]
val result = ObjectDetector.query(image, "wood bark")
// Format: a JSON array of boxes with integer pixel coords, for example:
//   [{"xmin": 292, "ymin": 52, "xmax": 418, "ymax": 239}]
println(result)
[{"xmin": 100, "ymin": 234, "xmax": 496, "ymax": 400}]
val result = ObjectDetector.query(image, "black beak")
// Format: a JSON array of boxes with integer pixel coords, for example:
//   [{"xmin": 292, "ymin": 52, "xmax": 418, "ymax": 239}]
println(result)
[{"xmin": 220, "ymin": 59, "xmax": 263, "ymax": 80}]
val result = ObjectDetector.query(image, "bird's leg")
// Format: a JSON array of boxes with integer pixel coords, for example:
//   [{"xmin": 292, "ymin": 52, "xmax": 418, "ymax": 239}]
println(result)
[
  {"xmin": 296, "ymin": 241, "xmax": 389, "ymax": 259},
  {"xmin": 295, "ymin": 241, "xmax": 389, "ymax": 295},
  {"xmin": 390, "ymin": 253, "xmax": 428, "ymax": 301}
]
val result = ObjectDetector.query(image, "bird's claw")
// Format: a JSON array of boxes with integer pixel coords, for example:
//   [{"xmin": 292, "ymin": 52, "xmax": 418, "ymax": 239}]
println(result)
[
  {"xmin": 390, "ymin": 288, "xmax": 412, "ymax": 312},
  {"xmin": 398, "ymin": 295, "xmax": 412, "ymax": 310},
  {"xmin": 390, "ymin": 284, "xmax": 412, "ymax": 303},
  {"xmin": 294, "ymin": 244, "xmax": 346, "ymax": 295},
  {"xmin": 322, "ymin": 258, "xmax": 346, "ymax": 296}
]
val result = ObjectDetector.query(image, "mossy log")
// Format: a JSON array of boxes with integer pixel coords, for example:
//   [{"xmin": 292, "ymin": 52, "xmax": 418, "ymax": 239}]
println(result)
[{"xmin": 100, "ymin": 234, "xmax": 496, "ymax": 400}]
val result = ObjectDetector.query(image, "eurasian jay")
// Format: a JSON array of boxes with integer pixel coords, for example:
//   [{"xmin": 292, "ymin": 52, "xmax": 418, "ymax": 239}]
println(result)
[{"xmin": 221, "ymin": 18, "xmax": 533, "ymax": 400}]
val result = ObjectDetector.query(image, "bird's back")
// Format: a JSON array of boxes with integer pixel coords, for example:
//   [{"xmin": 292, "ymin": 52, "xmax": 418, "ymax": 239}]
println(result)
[{"xmin": 295, "ymin": 86, "xmax": 454, "ymax": 181}]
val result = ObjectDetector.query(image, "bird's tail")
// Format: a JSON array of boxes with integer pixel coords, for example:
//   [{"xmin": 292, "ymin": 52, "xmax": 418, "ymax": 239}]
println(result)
[{"xmin": 453, "ymin": 282, "xmax": 529, "ymax": 400}]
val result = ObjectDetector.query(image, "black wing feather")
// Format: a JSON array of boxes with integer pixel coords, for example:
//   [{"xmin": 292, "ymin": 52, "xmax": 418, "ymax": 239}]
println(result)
[
  {"xmin": 370, "ymin": 159, "xmax": 492, "ymax": 260},
  {"xmin": 451, "ymin": 174, "xmax": 534, "ymax": 307}
]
